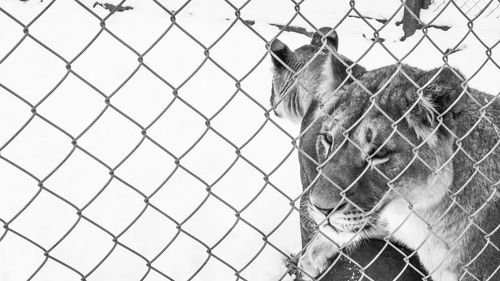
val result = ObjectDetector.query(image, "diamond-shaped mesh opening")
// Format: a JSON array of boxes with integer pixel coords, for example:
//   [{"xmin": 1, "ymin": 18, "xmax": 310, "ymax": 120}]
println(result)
[
  {"xmin": 43, "ymin": 149, "xmax": 110, "ymax": 207},
  {"xmin": 36, "ymin": 74, "xmax": 105, "ymax": 136},
  {"xmin": 9, "ymin": 190, "xmax": 77, "ymax": 248},
  {"xmin": 146, "ymin": 100, "xmax": 206, "ymax": 156},
  {"xmin": 149, "ymin": 169, "xmax": 207, "ymax": 222},
  {"xmin": 143, "ymin": 25, "xmax": 206, "ymax": 87},
  {"xmin": 49, "ymin": 219, "xmax": 114, "ymax": 274},
  {"xmin": 0, "ymin": 38, "xmax": 67, "ymax": 104},
  {"xmin": 78, "ymin": 108, "xmax": 142, "ymax": 166},
  {"xmin": 0, "ymin": 87, "xmax": 31, "ymax": 146},
  {"xmin": 0, "ymin": 232, "xmax": 45, "ymax": 280},
  {"xmin": 28, "ymin": 0, "xmax": 100, "ymax": 59},
  {"xmin": 119, "ymin": 207, "xmax": 179, "ymax": 260},
  {"xmin": 0, "ymin": 13, "xmax": 24, "ymax": 59},
  {"xmin": 102, "ymin": 1, "xmax": 171, "ymax": 52},
  {"xmin": 71, "ymin": 32, "xmax": 139, "ymax": 94},
  {"xmin": 1, "ymin": 117, "xmax": 72, "ymax": 177},
  {"xmin": 110, "ymin": 67, "xmax": 174, "ymax": 126},
  {"xmin": 114, "ymin": 139, "xmax": 177, "ymax": 195},
  {"xmin": 1, "ymin": 1, "xmax": 499, "ymax": 281},
  {"xmin": 152, "ymin": 232, "xmax": 209, "ymax": 280},
  {"xmin": 83, "ymin": 179, "xmax": 145, "ymax": 234},
  {"xmin": 180, "ymin": 130, "xmax": 237, "ymax": 183},
  {"xmin": 87, "ymin": 245, "xmax": 147, "ymax": 281},
  {"xmin": 182, "ymin": 196, "xmax": 238, "ymax": 246},
  {"xmin": 0, "ymin": 158, "xmax": 39, "ymax": 220}
]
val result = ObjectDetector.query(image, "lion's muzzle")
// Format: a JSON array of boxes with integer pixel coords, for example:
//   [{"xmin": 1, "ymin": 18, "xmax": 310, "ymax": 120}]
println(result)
[{"xmin": 308, "ymin": 201, "xmax": 371, "ymax": 233}]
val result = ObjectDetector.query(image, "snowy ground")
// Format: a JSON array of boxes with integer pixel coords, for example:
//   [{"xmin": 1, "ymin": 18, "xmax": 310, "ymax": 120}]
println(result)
[{"xmin": 0, "ymin": 0, "xmax": 498, "ymax": 281}]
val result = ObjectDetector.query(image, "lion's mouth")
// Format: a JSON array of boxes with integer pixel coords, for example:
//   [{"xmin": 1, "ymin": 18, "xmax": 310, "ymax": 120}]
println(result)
[
  {"xmin": 328, "ymin": 213, "xmax": 371, "ymax": 233},
  {"xmin": 328, "ymin": 219, "xmax": 370, "ymax": 233},
  {"xmin": 309, "ymin": 202, "xmax": 374, "ymax": 233}
]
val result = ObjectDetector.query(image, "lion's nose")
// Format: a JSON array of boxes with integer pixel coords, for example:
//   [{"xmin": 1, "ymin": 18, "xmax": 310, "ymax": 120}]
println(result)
[
  {"xmin": 315, "ymin": 206, "xmax": 334, "ymax": 216},
  {"xmin": 313, "ymin": 202, "xmax": 347, "ymax": 216}
]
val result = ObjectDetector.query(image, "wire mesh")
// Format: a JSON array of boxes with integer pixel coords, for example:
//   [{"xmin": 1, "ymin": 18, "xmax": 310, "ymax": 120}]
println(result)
[{"xmin": 0, "ymin": 1, "xmax": 499, "ymax": 281}]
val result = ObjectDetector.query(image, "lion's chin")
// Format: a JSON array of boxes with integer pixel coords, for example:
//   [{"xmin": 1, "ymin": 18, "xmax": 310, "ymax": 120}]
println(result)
[{"xmin": 317, "ymin": 223, "xmax": 367, "ymax": 245}]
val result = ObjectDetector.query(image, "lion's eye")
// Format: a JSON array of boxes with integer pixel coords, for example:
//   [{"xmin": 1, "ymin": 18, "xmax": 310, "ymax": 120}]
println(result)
[
  {"xmin": 317, "ymin": 133, "xmax": 334, "ymax": 160},
  {"xmin": 367, "ymin": 147, "xmax": 391, "ymax": 166},
  {"xmin": 322, "ymin": 133, "xmax": 333, "ymax": 145},
  {"xmin": 371, "ymin": 147, "xmax": 390, "ymax": 159}
]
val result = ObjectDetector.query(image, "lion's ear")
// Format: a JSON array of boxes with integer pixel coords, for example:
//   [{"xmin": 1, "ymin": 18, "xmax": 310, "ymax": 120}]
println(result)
[
  {"xmin": 315, "ymin": 29, "xmax": 352, "ymax": 103},
  {"xmin": 270, "ymin": 39, "xmax": 294, "ymax": 69},
  {"xmin": 315, "ymin": 28, "xmax": 366, "ymax": 104},
  {"xmin": 311, "ymin": 27, "xmax": 338, "ymax": 50},
  {"xmin": 406, "ymin": 67, "xmax": 467, "ymax": 144}
]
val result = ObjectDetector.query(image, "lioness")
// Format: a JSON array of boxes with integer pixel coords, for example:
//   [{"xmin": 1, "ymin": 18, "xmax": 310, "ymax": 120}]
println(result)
[
  {"xmin": 294, "ymin": 64, "xmax": 500, "ymax": 281},
  {"xmin": 271, "ymin": 29, "xmax": 432, "ymax": 280}
]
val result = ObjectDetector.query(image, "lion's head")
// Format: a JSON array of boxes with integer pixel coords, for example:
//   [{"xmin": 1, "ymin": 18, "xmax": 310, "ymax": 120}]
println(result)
[{"xmin": 298, "ymin": 65, "xmax": 467, "ymax": 233}]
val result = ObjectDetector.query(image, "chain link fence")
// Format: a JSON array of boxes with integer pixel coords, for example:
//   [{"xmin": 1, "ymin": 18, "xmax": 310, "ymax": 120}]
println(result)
[{"xmin": 0, "ymin": 0, "xmax": 499, "ymax": 281}]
